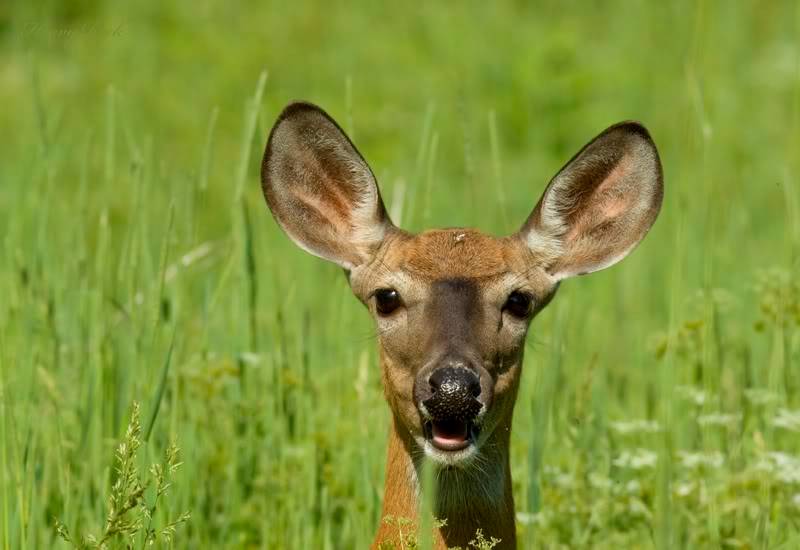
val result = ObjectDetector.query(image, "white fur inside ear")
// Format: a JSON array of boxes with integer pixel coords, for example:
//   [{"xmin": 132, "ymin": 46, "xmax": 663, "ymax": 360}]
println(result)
[
  {"xmin": 523, "ymin": 173, "xmax": 572, "ymax": 269},
  {"xmin": 524, "ymin": 229, "xmax": 563, "ymax": 267},
  {"xmin": 548, "ymin": 238, "xmax": 638, "ymax": 281}
]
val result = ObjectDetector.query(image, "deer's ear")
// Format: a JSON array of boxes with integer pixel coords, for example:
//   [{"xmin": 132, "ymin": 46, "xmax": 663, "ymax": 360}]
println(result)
[
  {"xmin": 261, "ymin": 102, "xmax": 393, "ymax": 270},
  {"xmin": 519, "ymin": 121, "xmax": 663, "ymax": 281}
]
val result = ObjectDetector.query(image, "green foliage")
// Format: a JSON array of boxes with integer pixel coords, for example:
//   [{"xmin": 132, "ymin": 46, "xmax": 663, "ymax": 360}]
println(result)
[
  {"xmin": 518, "ymin": 284, "xmax": 800, "ymax": 548},
  {"xmin": 1, "ymin": 0, "xmax": 800, "ymax": 548},
  {"xmin": 54, "ymin": 403, "xmax": 190, "ymax": 549},
  {"xmin": 377, "ymin": 517, "xmax": 500, "ymax": 550},
  {"xmin": 377, "ymin": 516, "xmax": 417, "ymax": 550}
]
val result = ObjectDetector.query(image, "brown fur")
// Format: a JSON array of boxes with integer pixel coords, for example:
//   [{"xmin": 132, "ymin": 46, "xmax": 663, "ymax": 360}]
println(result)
[{"xmin": 260, "ymin": 102, "xmax": 664, "ymax": 549}]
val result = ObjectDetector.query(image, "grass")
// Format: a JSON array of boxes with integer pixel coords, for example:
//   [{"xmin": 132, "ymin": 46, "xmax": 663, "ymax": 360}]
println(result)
[
  {"xmin": 54, "ymin": 402, "xmax": 191, "ymax": 548},
  {"xmin": 1, "ymin": 0, "xmax": 800, "ymax": 547}
]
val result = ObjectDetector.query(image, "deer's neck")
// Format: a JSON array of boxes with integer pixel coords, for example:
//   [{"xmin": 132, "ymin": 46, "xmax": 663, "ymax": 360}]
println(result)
[{"xmin": 374, "ymin": 416, "xmax": 516, "ymax": 549}]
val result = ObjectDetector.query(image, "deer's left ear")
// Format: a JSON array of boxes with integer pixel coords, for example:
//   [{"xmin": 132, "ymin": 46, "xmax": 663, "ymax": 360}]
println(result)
[{"xmin": 519, "ymin": 121, "xmax": 664, "ymax": 281}]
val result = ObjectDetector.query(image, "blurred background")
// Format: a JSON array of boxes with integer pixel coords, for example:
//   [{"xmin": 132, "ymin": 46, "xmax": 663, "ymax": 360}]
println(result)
[{"xmin": 1, "ymin": 1, "xmax": 799, "ymax": 548}]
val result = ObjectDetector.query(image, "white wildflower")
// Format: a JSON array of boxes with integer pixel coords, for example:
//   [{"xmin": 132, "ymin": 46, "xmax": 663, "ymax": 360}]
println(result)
[
  {"xmin": 678, "ymin": 386, "xmax": 708, "ymax": 406},
  {"xmin": 755, "ymin": 456, "xmax": 775, "ymax": 473},
  {"xmin": 769, "ymin": 452, "xmax": 800, "ymax": 469},
  {"xmin": 516, "ymin": 511, "xmax": 549, "ymax": 527},
  {"xmin": 515, "ymin": 512, "xmax": 537, "ymax": 525},
  {"xmin": 744, "ymin": 388, "xmax": 778, "ymax": 406},
  {"xmin": 677, "ymin": 451, "xmax": 724, "ymax": 469},
  {"xmin": 553, "ymin": 471, "xmax": 575, "ymax": 489},
  {"xmin": 613, "ymin": 449, "xmax": 658, "ymax": 470},
  {"xmin": 627, "ymin": 498, "xmax": 652, "ymax": 519},
  {"xmin": 768, "ymin": 452, "xmax": 800, "ymax": 484},
  {"xmin": 772, "ymin": 409, "xmax": 800, "ymax": 432},
  {"xmin": 609, "ymin": 419, "xmax": 662, "ymax": 435},
  {"xmin": 624, "ymin": 480, "xmax": 642, "ymax": 494},
  {"xmin": 697, "ymin": 413, "xmax": 742, "ymax": 428},
  {"xmin": 589, "ymin": 473, "xmax": 612, "ymax": 490},
  {"xmin": 674, "ymin": 481, "xmax": 695, "ymax": 497},
  {"xmin": 237, "ymin": 352, "xmax": 262, "ymax": 365}
]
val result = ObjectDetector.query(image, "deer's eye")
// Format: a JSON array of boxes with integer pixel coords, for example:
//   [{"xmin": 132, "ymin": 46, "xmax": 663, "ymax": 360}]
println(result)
[
  {"xmin": 374, "ymin": 288, "xmax": 402, "ymax": 316},
  {"xmin": 504, "ymin": 291, "xmax": 533, "ymax": 318}
]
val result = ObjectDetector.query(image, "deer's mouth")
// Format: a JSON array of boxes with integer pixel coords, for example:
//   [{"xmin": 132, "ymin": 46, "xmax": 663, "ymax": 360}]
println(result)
[{"xmin": 424, "ymin": 419, "xmax": 480, "ymax": 451}]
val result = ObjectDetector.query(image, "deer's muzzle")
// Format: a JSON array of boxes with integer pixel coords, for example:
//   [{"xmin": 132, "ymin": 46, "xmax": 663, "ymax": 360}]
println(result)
[{"xmin": 419, "ymin": 365, "xmax": 484, "ymax": 451}]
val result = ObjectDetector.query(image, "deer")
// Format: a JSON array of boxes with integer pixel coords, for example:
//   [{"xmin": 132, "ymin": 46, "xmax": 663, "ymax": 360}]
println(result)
[{"xmin": 259, "ymin": 101, "xmax": 663, "ymax": 549}]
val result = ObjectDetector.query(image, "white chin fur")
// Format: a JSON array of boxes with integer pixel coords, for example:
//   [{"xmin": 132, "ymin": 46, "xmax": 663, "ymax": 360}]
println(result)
[{"xmin": 414, "ymin": 435, "xmax": 479, "ymax": 467}]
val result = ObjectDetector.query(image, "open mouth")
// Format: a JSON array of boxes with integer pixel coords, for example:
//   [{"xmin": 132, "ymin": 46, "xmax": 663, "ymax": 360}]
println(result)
[{"xmin": 424, "ymin": 419, "xmax": 480, "ymax": 451}]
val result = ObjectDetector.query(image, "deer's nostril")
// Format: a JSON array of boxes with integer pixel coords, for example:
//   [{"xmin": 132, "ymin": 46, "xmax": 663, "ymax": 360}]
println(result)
[{"xmin": 469, "ymin": 378, "xmax": 481, "ymax": 397}]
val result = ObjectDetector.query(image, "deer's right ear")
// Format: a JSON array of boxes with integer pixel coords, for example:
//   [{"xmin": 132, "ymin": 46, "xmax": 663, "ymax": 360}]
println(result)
[{"xmin": 261, "ymin": 102, "xmax": 393, "ymax": 270}]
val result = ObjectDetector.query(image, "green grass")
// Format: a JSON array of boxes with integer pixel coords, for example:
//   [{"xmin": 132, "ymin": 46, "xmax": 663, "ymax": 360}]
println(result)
[{"xmin": 1, "ymin": 0, "xmax": 800, "ymax": 547}]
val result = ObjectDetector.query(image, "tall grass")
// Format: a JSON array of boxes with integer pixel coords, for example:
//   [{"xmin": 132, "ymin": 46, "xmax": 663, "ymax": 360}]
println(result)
[{"xmin": 1, "ymin": 1, "xmax": 799, "ymax": 547}]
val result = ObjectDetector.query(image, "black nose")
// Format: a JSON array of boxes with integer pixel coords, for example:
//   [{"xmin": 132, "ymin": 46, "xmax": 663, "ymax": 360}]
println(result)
[{"xmin": 423, "ymin": 366, "xmax": 482, "ymax": 422}]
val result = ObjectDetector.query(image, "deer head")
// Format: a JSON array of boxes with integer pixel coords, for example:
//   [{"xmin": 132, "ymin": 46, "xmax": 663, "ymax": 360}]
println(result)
[{"xmin": 260, "ymin": 102, "xmax": 663, "ymax": 548}]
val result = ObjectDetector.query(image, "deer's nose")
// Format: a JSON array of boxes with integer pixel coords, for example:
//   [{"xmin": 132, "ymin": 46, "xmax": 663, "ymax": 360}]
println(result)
[{"xmin": 423, "ymin": 366, "xmax": 482, "ymax": 422}]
